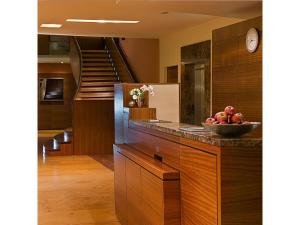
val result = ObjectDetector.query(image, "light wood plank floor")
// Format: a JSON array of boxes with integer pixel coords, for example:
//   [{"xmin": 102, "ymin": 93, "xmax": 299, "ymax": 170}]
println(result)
[{"xmin": 38, "ymin": 155, "xmax": 120, "ymax": 225}]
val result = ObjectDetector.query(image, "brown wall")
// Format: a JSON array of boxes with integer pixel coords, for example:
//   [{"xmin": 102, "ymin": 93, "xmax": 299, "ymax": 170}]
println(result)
[
  {"xmin": 212, "ymin": 17, "xmax": 262, "ymax": 124},
  {"xmin": 119, "ymin": 38, "xmax": 159, "ymax": 83},
  {"xmin": 38, "ymin": 35, "xmax": 50, "ymax": 55},
  {"xmin": 38, "ymin": 63, "xmax": 76, "ymax": 130},
  {"xmin": 73, "ymin": 100, "xmax": 114, "ymax": 154}
]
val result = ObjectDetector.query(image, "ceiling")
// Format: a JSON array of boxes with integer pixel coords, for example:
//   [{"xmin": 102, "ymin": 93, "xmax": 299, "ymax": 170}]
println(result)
[{"xmin": 38, "ymin": 0, "xmax": 262, "ymax": 38}]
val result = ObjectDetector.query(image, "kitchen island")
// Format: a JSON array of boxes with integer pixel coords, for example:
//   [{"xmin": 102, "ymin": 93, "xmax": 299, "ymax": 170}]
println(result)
[{"xmin": 114, "ymin": 107, "xmax": 262, "ymax": 225}]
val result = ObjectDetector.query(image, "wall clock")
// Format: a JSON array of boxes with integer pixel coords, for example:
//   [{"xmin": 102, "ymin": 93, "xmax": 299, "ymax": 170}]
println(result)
[{"xmin": 246, "ymin": 28, "xmax": 259, "ymax": 53}]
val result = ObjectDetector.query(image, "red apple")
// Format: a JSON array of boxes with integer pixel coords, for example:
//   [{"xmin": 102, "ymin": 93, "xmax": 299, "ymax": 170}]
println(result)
[
  {"xmin": 214, "ymin": 112, "xmax": 224, "ymax": 120},
  {"xmin": 231, "ymin": 113, "xmax": 244, "ymax": 124},
  {"xmin": 215, "ymin": 112, "xmax": 228, "ymax": 123},
  {"xmin": 205, "ymin": 117, "xmax": 216, "ymax": 124},
  {"xmin": 224, "ymin": 106, "xmax": 236, "ymax": 116}
]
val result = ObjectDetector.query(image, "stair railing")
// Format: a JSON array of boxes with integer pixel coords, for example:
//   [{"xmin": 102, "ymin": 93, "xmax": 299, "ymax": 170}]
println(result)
[
  {"xmin": 70, "ymin": 37, "xmax": 83, "ymax": 100},
  {"xmin": 104, "ymin": 37, "xmax": 137, "ymax": 83}
]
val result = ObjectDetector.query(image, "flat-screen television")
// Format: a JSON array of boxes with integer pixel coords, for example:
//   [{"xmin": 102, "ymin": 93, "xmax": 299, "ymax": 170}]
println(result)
[{"xmin": 39, "ymin": 78, "xmax": 64, "ymax": 101}]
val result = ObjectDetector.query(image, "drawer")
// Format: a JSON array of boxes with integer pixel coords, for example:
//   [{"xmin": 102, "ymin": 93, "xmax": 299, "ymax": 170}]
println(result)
[{"xmin": 126, "ymin": 128, "xmax": 180, "ymax": 170}]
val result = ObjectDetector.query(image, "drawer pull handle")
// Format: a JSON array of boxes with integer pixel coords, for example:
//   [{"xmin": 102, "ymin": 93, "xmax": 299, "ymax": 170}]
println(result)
[{"xmin": 154, "ymin": 154, "xmax": 163, "ymax": 162}]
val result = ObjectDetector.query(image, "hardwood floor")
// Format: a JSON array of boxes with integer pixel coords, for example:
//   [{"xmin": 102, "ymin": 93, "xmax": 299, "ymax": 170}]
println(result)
[{"xmin": 38, "ymin": 155, "xmax": 120, "ymax": 225}]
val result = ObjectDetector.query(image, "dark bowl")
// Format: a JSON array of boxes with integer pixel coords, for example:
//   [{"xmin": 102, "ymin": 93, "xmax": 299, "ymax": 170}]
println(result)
[{"xmin": 202, "ymin": 122, "xmax": 261, "ymax": 137}]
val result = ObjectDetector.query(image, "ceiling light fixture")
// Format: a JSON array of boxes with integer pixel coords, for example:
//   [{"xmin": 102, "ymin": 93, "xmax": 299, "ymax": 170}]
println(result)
[
  {"xmin": 40, "ymin": 24, "xmax": 62, "ymax": 28},
  {"xmin": 66, "ymin": 19, "xmax": 140, "ymax": 24}
]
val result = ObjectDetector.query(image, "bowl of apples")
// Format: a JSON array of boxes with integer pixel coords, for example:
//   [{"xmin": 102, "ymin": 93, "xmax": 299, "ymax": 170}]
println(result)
[{"xmin": 202, "ymin": 106, "xmax": 261, "ymax": 137}]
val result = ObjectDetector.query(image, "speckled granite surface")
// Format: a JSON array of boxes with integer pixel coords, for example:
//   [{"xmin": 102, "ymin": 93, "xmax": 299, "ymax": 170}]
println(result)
[{"xmin": 129, "ymin": 120, "xmax": 262, "ymax": 148}]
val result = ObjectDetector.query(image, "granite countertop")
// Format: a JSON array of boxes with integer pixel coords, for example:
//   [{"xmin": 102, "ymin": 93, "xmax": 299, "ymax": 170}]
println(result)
[{"xmin": 129, "ymin": 120, "xmax": 262, "ymax": 148}]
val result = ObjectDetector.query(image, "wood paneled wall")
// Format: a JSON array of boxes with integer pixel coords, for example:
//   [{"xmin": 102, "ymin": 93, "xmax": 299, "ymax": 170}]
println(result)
[
  {"xmin": 38, "ymin": 35, "xmax": 50, "ymax": 55},
  {"xmin": 73, "ymin": 100, "xmax": 114, "ymax": 155},
  {"xmin": 119, "ymin": 38, "xmax": 160, "ymax": 83},
  {"xmin": 38, "ymin": 63, "xmax": 76, "ymax": 130},
  {"xmin": 212, "ymin": 17, "xmax": 262, "ymax": 124}
]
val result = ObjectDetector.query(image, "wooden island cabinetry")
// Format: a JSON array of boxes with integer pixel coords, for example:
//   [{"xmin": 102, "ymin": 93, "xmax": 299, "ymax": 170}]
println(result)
[
  {"xmin": 114, "ymin": 144, "xmax": 181, "ymax": 225},
  {"xmin": 114, "ymin": 84, "xmax": 262, "ymax": 225}
]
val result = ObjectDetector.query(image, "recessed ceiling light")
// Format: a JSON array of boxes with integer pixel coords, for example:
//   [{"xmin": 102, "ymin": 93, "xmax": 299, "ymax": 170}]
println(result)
[
  {"xmin": 66, "ymin": 19, "xmax": 140, "ymax": 24},
  {"xmin": 40, "ymin": 24, "xmax": 62, "ymax": 28}
]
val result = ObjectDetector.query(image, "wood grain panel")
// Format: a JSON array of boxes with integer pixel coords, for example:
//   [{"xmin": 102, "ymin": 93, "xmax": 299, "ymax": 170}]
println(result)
[
  {"xmin": 141, "ymin": 168, "xmax": 164, "ymax": 225},
  {"xmin": 38, "ymin": 35, "xmax": 49, "ymax": 55},
  {"xmin": 127, "ymin": 128, "xmax": 180, "ymax": 170},
  {"xmin": 220, "ymin": 146, "xmax": 262, "ymax": 225},
  {"xmin": 167, "ymin": 66, "xmax": 178, "ymax": 83},
  {"xmin": 212, "ymin": 17, "xmax": 262, "ymax": 130},
  {"xmin": 180, "ymin": 146, "xmax": 218, "ymax": 225},
  {"xmin": 125, "ymin": 158, "xmax": 142, "ymax": 225},
  {"xmin": 114, "ymin": 150, "xmax": 128, "ymax": 225},
  {"xmin": 126, "ymin": 107, "xmax": 156, "ymax": 120},
  {"xmin": 73, "ymin": 100, "xmax": 114, "ymax": 154},
  {"xmin": 38, "ymin": 64, "xmax": 76, "ymax": 130},
  {"xmin": 162, "ymin": 180, "xmax": 181, "ymax": 225},
  {"xmin": 141, "ymin": 168, "xmax": 180, "ymax": 225},
  {"xmin": 114, "ymin": 144, "xmax": 179, "ymax": 180}
]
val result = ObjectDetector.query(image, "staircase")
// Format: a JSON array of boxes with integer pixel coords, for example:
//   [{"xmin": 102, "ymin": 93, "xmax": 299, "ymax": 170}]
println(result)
[
  {"xmin": 76, "ymin": 49, "xmax": 119, "ymax": 100},
  {"xmin": 43, "ymin": 37, "xmax": 136, "ymax": 156},
  {"xmin": 42, "ymin": 128, "xmax": 73, "ymax": 156}
]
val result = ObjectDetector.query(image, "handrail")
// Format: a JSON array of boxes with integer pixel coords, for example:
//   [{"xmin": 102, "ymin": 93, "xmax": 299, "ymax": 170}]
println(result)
[
  {"xmin": 70, "ymin": 37, "xmax": 83, "ymax": 100},
  {"xmin": 69, "ymin": 37, "xmax": 82, "ymax": 86},
  {"xmin": 104, "ymin": 37, "xmax": 137, "ymax": 83}
]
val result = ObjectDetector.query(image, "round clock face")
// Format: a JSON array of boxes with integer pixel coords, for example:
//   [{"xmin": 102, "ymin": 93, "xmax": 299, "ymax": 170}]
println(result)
[{"xmin": 246, "ymin": 28, "xmax": 259, "ymax": 53}]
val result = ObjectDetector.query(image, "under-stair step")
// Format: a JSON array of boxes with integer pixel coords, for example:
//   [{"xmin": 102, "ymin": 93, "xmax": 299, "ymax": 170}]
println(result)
[
  {"xmin": 80, "ymin": 87, "xmax": 114, "ymax": 92},
  {"xmin": 82, "ymin": 67, "xmax": 114, "ymax": 71},
  {"xmin": 82, "ymin": 62, "xmax": 112, "ymax": 67},
  {"xmin": 82, "ymin": 71, "xmax": 116, "ymax": 76},
  {"xmin": 81, "ymin": 50, "xmax": 107, "ymax": 53},
  {"xmin": 82, "ymin": 58, "xmax": 111, "ymax": 62},
  {"xmin": 77, "ymin": 92, "xmax": 114, "ymax": 98},
  {"xmin": 81, "ymin": 81, "xmax": 116, "ymax": 87}
]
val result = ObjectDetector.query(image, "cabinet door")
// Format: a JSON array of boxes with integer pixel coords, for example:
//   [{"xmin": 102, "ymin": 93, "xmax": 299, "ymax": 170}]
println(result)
[
  {"xmin": 114, "ymin": 150, "xmax": 127, "ymax": 225},
  {"xmin": 125, "ymin": 158, "xmax": 142, "ymax": 225},
  {"xmin": 141, "ymin": 168, "xmax": 164, "ymax": 225},
  {"xmin": 180, "ymin": 146, "xmax": 218, "ymax": 225}
]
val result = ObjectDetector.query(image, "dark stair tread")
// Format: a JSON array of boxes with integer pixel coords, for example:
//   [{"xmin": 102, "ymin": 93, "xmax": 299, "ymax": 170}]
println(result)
[
  {"xmin": 82, "ymin": 58, "xmax": 111, "ymax": 62},
  {"xmin": 81, "ymin": 50, "xmax": 107, "ymax": 53},
  {"xmin": 82, "ymin": 72, "xmax": 116, "ymax": 76},
  {"xmin": 81, "ymin": 77, "xmax": 117, "ymax": 82},
  {"xmin": 80, "ymin": 87, "xmax": 114, "ymax": 92},
  {"xmin": 53, "ymin": 132, "xmax": 72, "ymax": 144},
  {"xmin": 82, "ymin": 67, "xmax": 114, "ymax": 71},
  {"xmin": 82, "ymin": 62, "xmax": 112, "ymax": 67}
]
